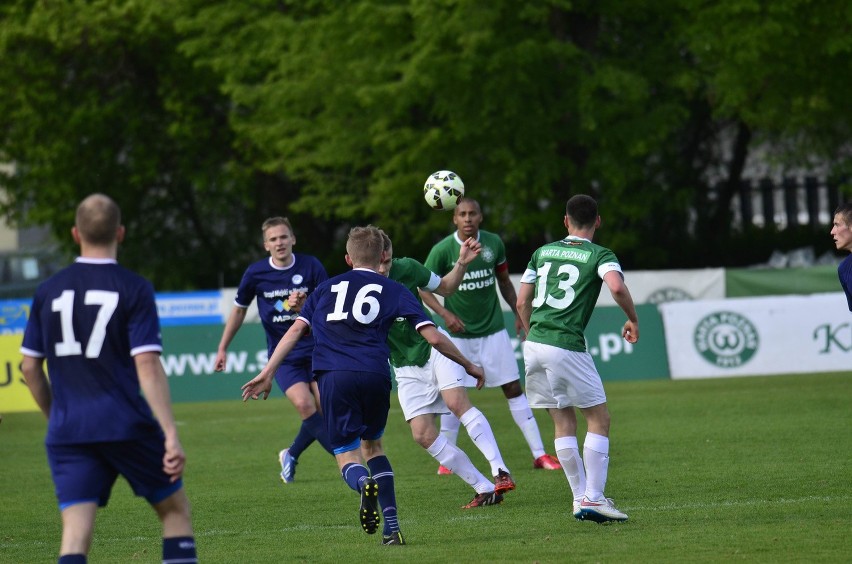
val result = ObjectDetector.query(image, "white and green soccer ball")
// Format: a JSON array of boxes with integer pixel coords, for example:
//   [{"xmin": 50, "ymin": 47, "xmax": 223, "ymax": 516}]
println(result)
[{"xmin": 423, "ymin": 170, "xmax": 465, "ymax": 211}]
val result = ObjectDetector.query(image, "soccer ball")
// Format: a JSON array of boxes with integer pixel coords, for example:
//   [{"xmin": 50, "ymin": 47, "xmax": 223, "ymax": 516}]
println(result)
[{"xmin": 423, "ymin": 170, "xmax": 465, "ymax": 211}]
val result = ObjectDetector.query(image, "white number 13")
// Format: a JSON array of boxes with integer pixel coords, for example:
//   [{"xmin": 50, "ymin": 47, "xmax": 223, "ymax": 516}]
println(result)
[{"xmin": 52, "ymin": 290, "xmax": 119, "ymax": 358}]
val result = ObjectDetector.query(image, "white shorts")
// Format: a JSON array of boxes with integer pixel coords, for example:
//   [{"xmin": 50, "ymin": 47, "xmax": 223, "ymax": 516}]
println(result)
[
  {"xmin": 450, "ymin": 330, "xmax": 520, "ymax": 388},
  {"xmin": 395, "ymin": 347, "xmax": 451, "ymax": 422},
  {"xmin": 396, "ymin": 328, "xmax": 476, "ymax": 420},
  {"xmin": 522, "ymin": 341, "xmax": 606, "ymax": 409}
]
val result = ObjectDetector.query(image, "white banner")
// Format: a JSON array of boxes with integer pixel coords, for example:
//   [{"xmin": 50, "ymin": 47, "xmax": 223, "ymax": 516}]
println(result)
[{"xmin": 660, "ymin": 292, "xmax": 852, "ymax": 379}]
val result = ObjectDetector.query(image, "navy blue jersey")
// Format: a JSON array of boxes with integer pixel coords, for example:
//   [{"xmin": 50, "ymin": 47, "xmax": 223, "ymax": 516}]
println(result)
[
  {"xmin": 234, "ymin": 253, "xmax": 328, "ymax": 361},
  {"xmin": 299, "ymin": 268, "xmax": 435, "ymax": 374},
  {"xmin": 20, "ymin": 258, "xmax": 163, "ymax": 445},
  {"xmin": 839, "ymin": 255, "xmax": 852, "ymax": 312}
]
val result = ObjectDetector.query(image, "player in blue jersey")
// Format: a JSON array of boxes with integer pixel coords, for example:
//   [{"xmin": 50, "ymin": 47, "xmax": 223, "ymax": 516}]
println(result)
[
  {"xmin": 830, "ymin": 203, "xmax": 852, "ymax": 310},
  {"xmin": 20, "ymin": 194, "xmax": 197, "ymax": 564},
  {"xmin": 517, "ymin": 194, "xmax": 638, "ymax": 524},
  {"xmin": 215, "ymin": 216, "xmax": 333, "ymax": 483},
  {"xmin": 241, "ymin": 226, "xmax": 485, "ymax": 546}
]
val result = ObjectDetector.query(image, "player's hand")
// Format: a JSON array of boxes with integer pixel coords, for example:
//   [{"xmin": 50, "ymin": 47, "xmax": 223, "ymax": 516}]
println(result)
[
  {"xmin": 443, "ymin": 311, "xmax": 465, "ymax": 333},
  {"xmin": 288, "ymin": 291, "xmax": 307, "ymax": 313},
  {"xmin": 513, "ymin": 316, "xmax": 525, "ymax": 340},
  {"xmin": 457, "ymin": 237, "xmax": 482, "ymax": 266},
  {"xmin": 622, "ymin": 320, "xmax": 639, "ymax": 344},
  {"xmin": 162, "ymin": 436, "xmax": 186, "ymax": 482},
  {"xmin": 241, "ymin": 370, "xmax": 274, "ymax": 401},
  {"xmin": 466, "ymin": 364, "xmax": 486, "ymax": 390},
  {"xmin": 214, "ymin": 351, "xmax": 227, "ymax": 372}
]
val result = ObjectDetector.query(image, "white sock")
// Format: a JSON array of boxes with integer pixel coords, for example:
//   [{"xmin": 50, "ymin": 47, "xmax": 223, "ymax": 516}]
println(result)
[
  {"xmin": 460, "ymin": 407, "xmax": 508, "ymax": 476},
  {"xmin": 583, "ymin": 432, "xmax": 610, "ymax": 501},
  {"xmin": 508, "ymin": 394, "xmax": 545, "ymax": 459},
  {"xmin": 426, "ymin": 434, "xmax": 494, "ymax": 494},
  {"xmin": 555, "ymin": 436, "xmax": 585, "ymax": 502},
  {"xmin": 439, "ymin": 412, "xmax": 461, "ymax": 446}
]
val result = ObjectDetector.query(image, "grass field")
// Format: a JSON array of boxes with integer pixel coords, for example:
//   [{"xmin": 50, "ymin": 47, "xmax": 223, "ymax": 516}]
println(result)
[{"xmin": 2, "ymin": 372, "xmax": 850, "ymax": 563}]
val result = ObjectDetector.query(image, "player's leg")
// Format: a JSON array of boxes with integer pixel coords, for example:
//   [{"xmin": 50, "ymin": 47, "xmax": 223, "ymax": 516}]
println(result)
[
  {"xmin": 319, "ymin": 370, "xmax": 389, "ymax": 538},
  {"xmin": 152, "ymin": 488, "xmax": 197, "ymax": 563},
  {"xmin": 59, "ymin": 502, "xmax": 97, "ymax": 561},
  {"xmin": 481, "ymin": 331, "xmax": 559, "ymax": 469},
  {"xmin": 277, "ymin": 364, "xmax": 334, "ymax": 483},
  {"xmin": 48, "ymin": 443, "xmax": 116, "ymax": 562},
  {"xmin": 523, "ymin": 340, "xmax": 585, "ymax": 516},
  {"xmin": 433, "ymin": 347, "xmax": 513, "ymax": 487},
  {"xmin": 563, "ymin": 351, "xmax": 627, "ymax": 523},
  {"xmin": 550, "ymin": 407, "xmax": 585, "ymax": 518}
]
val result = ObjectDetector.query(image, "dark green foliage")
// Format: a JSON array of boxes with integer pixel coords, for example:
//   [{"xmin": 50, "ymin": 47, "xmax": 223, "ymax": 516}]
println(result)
[{"xmin": 1, "ymin": 0, "xmax": 850, "ymax": 288}]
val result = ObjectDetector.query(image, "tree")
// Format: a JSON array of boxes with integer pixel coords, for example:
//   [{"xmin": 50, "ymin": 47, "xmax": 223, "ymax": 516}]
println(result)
[{"xmin": 0, "ymin": 0, "xmax": 262, "ymax": 288}]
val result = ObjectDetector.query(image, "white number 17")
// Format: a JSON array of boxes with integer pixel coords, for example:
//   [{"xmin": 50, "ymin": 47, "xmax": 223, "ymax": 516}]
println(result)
[{"xmin": 52, "ymin": 290, "xmax": 119, "ymax": 358}]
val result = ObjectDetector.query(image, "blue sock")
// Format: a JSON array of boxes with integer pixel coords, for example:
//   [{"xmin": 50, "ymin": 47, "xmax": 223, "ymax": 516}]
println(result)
[
  {"xmin": 303, "ymin": 412, "xmax": 334, "ymax": 454},
  {"xmin": 163, "ymin": 536, "xmax": 197, "ymax": 563},
  {"xmin": 367, "ymin": 456, "xmax": 399, "ymax": 535},
  {"xmin": 288, "ymin": 423, "xmax": 315, "ymax": 460},
  {"xmin": 58, "ymin": 556, "xmax": 86, "ymax": 564},
  {"xmin": 341, "ymin": 463, "xmax": 369, "ymax": 493}
]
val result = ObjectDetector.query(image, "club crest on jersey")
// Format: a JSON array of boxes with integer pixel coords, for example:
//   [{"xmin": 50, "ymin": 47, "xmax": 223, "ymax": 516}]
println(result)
[
  {"xmin": 481, "ymin": 245, "xmax": 495, "ymax": 264},
  {"xmin": 292, "ymin": 274, "xmax": 303, "ymax": 284}
]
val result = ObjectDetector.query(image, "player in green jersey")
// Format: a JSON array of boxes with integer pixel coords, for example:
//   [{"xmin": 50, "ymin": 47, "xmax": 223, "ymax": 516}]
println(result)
[
  {"xmin": 378, "ymin": 231, "xmax": 515, "ymax": 508},
  {"xmin": 421, "ymin": 198, "xmax": 561, "ymax": 473},
  {"xmin": 517, "ymin": 194, "xmax": 639, "ymax": 524}
]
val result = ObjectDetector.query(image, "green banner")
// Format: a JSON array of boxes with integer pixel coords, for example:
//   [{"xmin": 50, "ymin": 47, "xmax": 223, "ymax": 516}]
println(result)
[
  {"xmin": 161, "ymin": 303, "xmax": 669, "ymax": 404},
  {"xmin": 725, "ymin": 264, "xmax": 840, "ymax": 297},
  {"xmin": 161, "ymin": 324, "xmax": 279, "ymax": 403}
]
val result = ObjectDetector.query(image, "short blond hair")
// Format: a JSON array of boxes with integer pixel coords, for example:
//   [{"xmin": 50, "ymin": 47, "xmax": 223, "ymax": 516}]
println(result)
[
  {"xmin": 261, "ymin": 217, "xmax": 294, "ymax": 240},
  {"xmin": 76, "ymin": 194, "xmax": 121, "ymax": 246},
  {"xmin": 346, "ymin": 226, "xmax": 384, "ymax": 267}
]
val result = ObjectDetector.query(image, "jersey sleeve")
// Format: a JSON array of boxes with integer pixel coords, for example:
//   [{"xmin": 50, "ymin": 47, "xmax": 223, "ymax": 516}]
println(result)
[
  {"xmin": 127, "ymin": 279, "xmax": 163, "ymax": 356},
  {"xmin": 596, "ymin": 248, "xmax": 622, "ymax": 279},
  {"xmin": 20, "ymin": 292, "xmax": 45, "ymax": 357},
  {"xmin": 424, "ymin": 241, "xmax": 452, "ymax": 276},
  {"xmin": 398, "ymin": 285, "xmax": 434, "ymax": 329},
  {"xmin": 233, "ymin": 266, "xmax": 257, "ymax": 308}
]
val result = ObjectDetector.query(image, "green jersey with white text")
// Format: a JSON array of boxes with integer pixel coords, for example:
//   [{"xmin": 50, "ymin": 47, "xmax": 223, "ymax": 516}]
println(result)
[
  {"xmin": 424, "ymin": 230, "xmax": 507, "ymax": 338},
  {"xmin": 387, "ymin": 257, "xmax": 441, "ymax": 368},
  {"xmin": 519, "ymin": 236, "xmax": 622, "ymax": 352}
]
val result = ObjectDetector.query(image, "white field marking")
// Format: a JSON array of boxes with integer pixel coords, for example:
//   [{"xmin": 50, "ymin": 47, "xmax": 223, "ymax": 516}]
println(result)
[{"xmin": 622, "ymin": 495, "xmax": 850, "ymax": 512}]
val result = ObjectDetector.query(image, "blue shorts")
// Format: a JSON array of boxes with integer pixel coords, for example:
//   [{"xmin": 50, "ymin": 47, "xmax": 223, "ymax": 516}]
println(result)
[
  {"xmin": 316, "ymin": 370, "xmax": 391, "ymax": 454},
  {"xmin": 274, "ymin": 355, "xmax": 313, "ymax": 394},
  {"xmin": 46, "ymin": 435, "xmax": 183, "ymax": 510}
]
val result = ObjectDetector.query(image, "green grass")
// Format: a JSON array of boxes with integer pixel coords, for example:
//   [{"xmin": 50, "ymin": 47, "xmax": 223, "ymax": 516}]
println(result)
[{"xmin": 2, "ymin": 372, "xmax": 850, "ymax": 563}]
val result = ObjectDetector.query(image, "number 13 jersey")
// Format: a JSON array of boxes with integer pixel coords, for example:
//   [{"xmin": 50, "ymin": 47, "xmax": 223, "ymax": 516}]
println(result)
[{"xmin": 520, "ymin": 236, "xmax": 623, "ymax": 352}]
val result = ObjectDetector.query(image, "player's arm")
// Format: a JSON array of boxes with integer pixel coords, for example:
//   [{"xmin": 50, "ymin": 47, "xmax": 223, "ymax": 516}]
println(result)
[
  {"xmin": 215, "ymin": 305, "xmax": 248, "ymax": 371},
  {"xmin": 603, "ymin": 270, "xmax": 639, "ymax": 343},
  {"xmin": 495, "ymin": 263, "xmax": 524, "ymax": 337},
  {"xmin": 417, "ymin": 324, "xmax": 485, "ymax": 389},
  {"xmin": 241, "ymin": 319, "xmax": 309, "ymax": 401},
  {"xmin": 21, "ymin": 356, "xmax": 51, "ymax": 418},
  {"xmin": 136, "ymin": 351, "xmax": 185, "ymax": 481},
  {"xmin": 434, "ymin": 237, "xmax": 481, "ymax": 297},
  {"xmin": 419, "ymin": 289, "xmax": 465, "ymax": 332},
  {"xmin": 516, "ymin": 282, "xmax": 535, "ymax": 337}
]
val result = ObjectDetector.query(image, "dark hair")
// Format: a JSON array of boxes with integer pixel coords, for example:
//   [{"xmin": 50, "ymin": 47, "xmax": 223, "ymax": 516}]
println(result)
[
  {"xmin": 566, "ymin": 195, "xmax": 598, "ymax": 228},
  {"xmin": 834, "ymin": 203, "xmax": 852, "ymax": 226}
]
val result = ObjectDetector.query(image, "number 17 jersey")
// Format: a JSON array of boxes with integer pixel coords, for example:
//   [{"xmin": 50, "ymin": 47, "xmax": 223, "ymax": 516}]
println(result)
[
  {"xmin": 520, "ymin": 236, "xmax": 623, "ymax": 352},
  {"xmin": 20, "ymin": 258, "xmax": 163, "ymax": 445}
]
